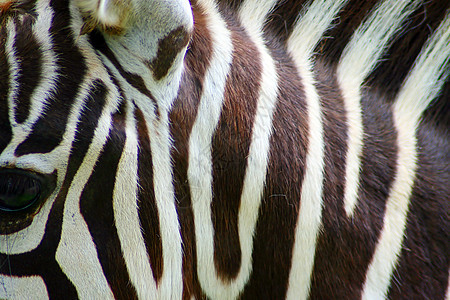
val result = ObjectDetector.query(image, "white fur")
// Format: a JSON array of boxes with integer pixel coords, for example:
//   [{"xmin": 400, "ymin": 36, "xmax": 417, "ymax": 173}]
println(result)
[
  {"xmin": 75, "ymin": 0, "xmax": 128, "ymax": 28},
  {"xmin": 362, "ymin": 12, "xmax": 450, "ymax": 299},
  {"xmin": 0, "ymin": 0, "xmax": 189, "ymax": 297},
  {"xmin": 103, "ymin": 3, "xmax": 188, "ymax": 296},
  {"xmin": 112, "ymin": 103, "xmax": 158, "ymax": 298},
  {"xmin": 0, "ymin": 275, "xmax": 48, "ymax": 299},
  {"xmin": 149, "ymin": 107, "xmax": 183, "ymax": 300},
  {"xmin": 97, "ymin": 0, "xmax": 121, "ymax": 26},
  {"xmin": 55, "ymin": 111, "xmax": 116, "ymax": 299},
  {"xmin": 285, "ymin": 1, "xmax": 347, "ymax": 298},
  {"xmin": 239, "ymin": 0, "xmax": 276, "ymax": 28},
  {"xmin": 101, "ymin": 34, "xmax": 184, "ymax": 300},
  {"xmin": 187, "ymin": 0, "xmax": 234, "ymax": 298},
  {"xmin": 446, "ymin": 269, "xmax": 450, "ymax": 300},
  {"xmin": 237, "ymin": 0, "xmax": 278, "ymax": 296},
  {"xmin": 338, "ymin": 0, "xmax": 421, "ymax": 217},
  {"xmin": 76, "ymin": 1, "xmax": 192, "ymax": 295},
  {"xmin": 0, "ymin": 0, "xmax": 59, "ymax": 255},
  {"xmin": 288, "ymin": 0, "xmax": 348, "ymax": 57},
  {"xmin": 53, "ymin": 6, "xmax": 126, "ymax": 296},
  {"xmin": 0, "ymin": 0, "xmax": 120, "ymax": 256},
  {"xmin": 97, "ymin": 0, "xmax": 193, "ymax": 112}
]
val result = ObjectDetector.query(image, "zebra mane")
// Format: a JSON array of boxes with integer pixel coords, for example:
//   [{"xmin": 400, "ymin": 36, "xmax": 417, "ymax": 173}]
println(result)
[{"xmin": 75, "ymin": 0, "xmax": 131, "ymax": 34}]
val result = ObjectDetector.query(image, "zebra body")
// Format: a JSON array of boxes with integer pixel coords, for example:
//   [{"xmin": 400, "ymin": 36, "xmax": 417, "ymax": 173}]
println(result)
[{"xmin": 0, "ymin": 0, "xmax": 449, "ymax": 298}]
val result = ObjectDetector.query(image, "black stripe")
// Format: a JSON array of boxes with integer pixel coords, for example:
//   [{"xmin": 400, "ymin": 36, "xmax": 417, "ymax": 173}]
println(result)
[
  {"xmin": 309, "ymin": 89, "xmax": 398, "ymax": 298},
  {"xmin": 388, "ymin": 122, "xmax": 450, "ymax": 299},
  {"xmin": 366, "ymin": 1, "xmax": 450, "ymax": 99},
  {"xmin": 88, "ymin": 30, "xmax": 160, "ymax": 119},
  {"xmin": 307, "ymin": 61, "xmax": 348, "ymax": 297},
  {"xmin": 135, "ymin": 107, "xmax": 164, "ymax": 283},
  {"xmin": 314, "ymin": 0, "xmax": 380, "ymax": 66},
  {"xmin": 148, "ymin": 26, "xmax": 190, "ymax": 81},
  {"xmin": 241, "ymin": 47, "xmax": 308, "ymax": 299},
  {"xmin": 216, "ymin": 0, "xmax": 244, "ymax": 12},
  {"xmin": 2, "ymin": 0, "xmax": 38, "ymax": 18},
  {"xmin": 0, "ymin": 183, "xmax": 78, "ymax": 299},
  {"xmin": 264, "ymin": 0, "xmax": 310, "ymax": 44},
  {"xmin": 0, "ymin": 25, "xmax": 12, "ymax": 153},
  {"xmin": 39, "ymin": 80, "xmax": 108, "ymax": 298},
  {"xmin": 0, "ymin": 80, "xmax": 109, "ymax": 299},
  {"xmin": 15, "ymin": 0, "xmax": 86, "ymax": 156},
  {"xmin": 211, "ymin": 19, "xmax": 261, "ymax": 280},
  {"xmin": 170, "ymin": 4, "xmax": 213, "ymax": 298},
  {"xmin": 68, "ymin": 79, "xmax": 110, "ymax": 179},
  {"xmin": 79, "ymin": 102, "xmax": 138, "ymax": 299},
  {"xmin": 13, "ymin": 14, "xmax": 42, "ymax": 124}
]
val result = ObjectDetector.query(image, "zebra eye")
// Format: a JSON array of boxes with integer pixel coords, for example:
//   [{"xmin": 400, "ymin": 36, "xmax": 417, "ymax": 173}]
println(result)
[{"xmin": 0, "ymin": 171, "xmax": 42, "ymax": 212}]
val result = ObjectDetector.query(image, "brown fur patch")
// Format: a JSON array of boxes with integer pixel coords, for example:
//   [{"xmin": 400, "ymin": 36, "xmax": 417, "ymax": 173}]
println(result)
[
  {"xmin": 0, "ymin": 0, "xmax": 14, "ymax": 14},
  {"xmin": 210, "ymin": 15, "xmax": 261, "ymax": 281},
  {"xmin": 170, "ymin": 3, "xmax": 212, "ymax": 299},
  {"xmin": 147, "ymin": 26, "xmax": 191, "ymax": 81}
]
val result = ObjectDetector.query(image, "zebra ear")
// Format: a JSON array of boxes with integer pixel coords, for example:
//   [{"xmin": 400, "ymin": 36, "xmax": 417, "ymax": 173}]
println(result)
[
  {"xmin": 75, "ymin": 0, "xmax": 194, "ymax": 84},
  {"xmin": 76, "ymin": 0, "xmax": 194, "ymax": 36},
  {"xmin": 76, "ymin": 0, "xmax": 131, "ymax": 35}
]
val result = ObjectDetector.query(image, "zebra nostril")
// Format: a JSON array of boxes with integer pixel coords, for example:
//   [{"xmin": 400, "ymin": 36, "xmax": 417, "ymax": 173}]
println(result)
[{"xmin": 0, "ymin": 170, "xmax": 42, "ymax": 212}]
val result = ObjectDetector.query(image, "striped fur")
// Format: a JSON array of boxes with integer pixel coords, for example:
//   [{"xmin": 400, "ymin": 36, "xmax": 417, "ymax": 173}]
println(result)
[{"xmin": 0, "ymin": 0, "xmax": 449, "ymax": 299}]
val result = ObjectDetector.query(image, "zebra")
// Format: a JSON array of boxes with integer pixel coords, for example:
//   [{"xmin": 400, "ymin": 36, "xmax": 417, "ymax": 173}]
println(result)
[{"xmin": 0, "ymin": 0, "xmax": 449, "ymax": 298}]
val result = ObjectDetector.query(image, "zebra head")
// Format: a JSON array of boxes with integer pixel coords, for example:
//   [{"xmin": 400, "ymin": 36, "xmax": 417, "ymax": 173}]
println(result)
[
  {"xmin": 0, "ymin": 0, "xmax": 192, "ymax": 298},
  {"xmin": 1, "ymin": 0, "xmax": 449, "ymax": 299}
]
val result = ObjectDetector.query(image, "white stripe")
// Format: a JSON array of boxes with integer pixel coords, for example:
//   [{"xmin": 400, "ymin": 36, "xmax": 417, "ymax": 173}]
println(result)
[
  {"xmin": 0, "ymin": 2, "xmax": 118, "ymax": 255},
  {"xmin": 3, "ymin": 0, "xmax": 57, "ymax": 145},
  {"xmin": 285, "ymin": 1, "xmax": 347, "ymax": 298},
  {"xmin": 94, "ymin": 6, "xmax": 194, "ymax": 292},
  {"xmin": 148, "ymin": 109, "xmax": 183, "ymax": 300},
  {"xmin": 0, "ymin": 0, "xmax": 59, "ymax": 255},
  {"xmin": 0, "ymin": 275, "xmax": 48, "ymax": 300},
  {"xmin": 5, "ymin": 18, "xmax": 19, "ymax": 130},
  {"xmin": 187, "ymin": 0, "xmax": 234, "ymax": 298},
  {"xmin": 237, "ymin": 0, "xmax": 278, "ymax": 297},
  {"xmin": 362, "ymin": 12, "xmax": 450, "ymax": 299},
  {"xmin": 51, "ymin": 50, "xmax": 120, "ymax": 299},
  {"xmin": 239, "ymin": 0, "xmax": 276, "ymax": 27},
  {"xmin": 112, "ymin": 104, "xmax": 158, "ymax": 298},
  {"xmin": 109, "ymin": 61, "xmax": 184, "ymax": 300},
  {"xmin": 338, "ymin": 0, "xmax": 421, "ymax": 217},
  {"xmin": 99, "ymin": 29, "xmax": 185, "ymax": 299},
  {"xmin": 113, "ymin": 104, "xmax": 183, "ymax": 300},
  {"xmin": 390, "ymin": 12, "xmax": 450, "ymax": 121},
  {"xmin": 189, "ymin": 1, "xmax": 279, "ymax": 298},
  {"xmin": 82, "ymin": 0, "xmax": 181, "ymax": 296},
  {"xmin": 104, "ymin": 55, "xmax": 184, "ymax": 300},
  {"xmin": 446, "ymin": 269, "xmax": 450, "ymax": 300},
  {"xmin": 55, "ymin": 79, "xmax": 123, "ymax": 298},
  {"xmin": 0, "ymin": 77, "xmax": 118, "ymax": 254},
  {"xmin": 288, "ymin": 0, "xmax": 348, "ymax": 57},
  {"xmin": 23, "ymin": 0, "xmax": 59, "ymax": 128}
]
